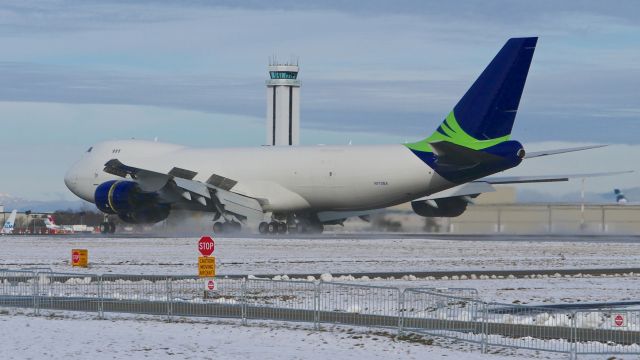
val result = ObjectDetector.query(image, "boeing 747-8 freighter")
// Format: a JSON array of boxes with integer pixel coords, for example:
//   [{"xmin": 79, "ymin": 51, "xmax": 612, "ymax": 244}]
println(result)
[{"xmin": 64, "ymin": 37, "xmax": 620, "ymax": 234}]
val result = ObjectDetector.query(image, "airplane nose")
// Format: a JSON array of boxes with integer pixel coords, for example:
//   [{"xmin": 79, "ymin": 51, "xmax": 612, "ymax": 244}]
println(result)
[
  {"xmin": 64, "ymin": 161, "xmax": 94, "ymax": 202},
  {"xmin": 64, "ymin": 165, "xmax": 77, "ymax": 189}
]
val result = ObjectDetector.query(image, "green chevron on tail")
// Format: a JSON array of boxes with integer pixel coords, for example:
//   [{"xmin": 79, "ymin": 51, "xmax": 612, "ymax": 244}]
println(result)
[{"xmin": 405, "ymin": 111, "xmax": 511, "ymax": 153}]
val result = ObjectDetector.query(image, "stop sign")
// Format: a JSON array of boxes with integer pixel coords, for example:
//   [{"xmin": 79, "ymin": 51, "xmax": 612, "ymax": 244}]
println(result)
[
  {"xmin": 198, "ymin": 236, "xmax": 215, "ymax": 256},
  {"xmin": 615, "ymin": 314, "xmax": 624, "ymax": 327},
  {"xmin": 72, "ymin": 251, "xmax": 80, "ymax": 264}
]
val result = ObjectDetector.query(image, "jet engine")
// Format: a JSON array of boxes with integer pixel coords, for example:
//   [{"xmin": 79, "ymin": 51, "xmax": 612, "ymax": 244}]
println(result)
[
  {"xmin": 94, "ymin": 180, "xmax": 170, "ymax": 223},
  {"xmin": 411, "ymin": 197, "xmax": 470, "ymax": 218}
]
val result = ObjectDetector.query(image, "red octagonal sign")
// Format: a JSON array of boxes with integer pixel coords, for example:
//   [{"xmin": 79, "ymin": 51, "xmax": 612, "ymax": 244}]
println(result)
[{"xmin": 198, "ymin": 236, "xmax": 215, "ymax": 256}]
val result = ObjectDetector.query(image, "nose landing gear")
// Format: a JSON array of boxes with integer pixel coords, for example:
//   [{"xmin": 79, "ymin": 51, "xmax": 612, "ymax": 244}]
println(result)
[{"xmin": 99, "ymin": 219, "xmax": 116, "ymax": 234}]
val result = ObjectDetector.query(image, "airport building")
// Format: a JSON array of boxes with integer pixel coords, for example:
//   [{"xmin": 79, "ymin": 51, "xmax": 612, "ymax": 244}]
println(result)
[{"xmin": 265, "ymin": 60, "xmax": 300, "ymax": 146}]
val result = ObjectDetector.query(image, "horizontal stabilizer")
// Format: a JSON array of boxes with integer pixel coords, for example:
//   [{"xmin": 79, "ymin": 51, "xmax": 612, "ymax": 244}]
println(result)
[
  {"xmin": 430, "ymin": 141, "xmax": 501, "ymax": 167},
  {"xmin": 524, "ymin": 144, "xmax": 607, "ymax": 159},
  {"xmin": 482, "ymin": 170, "xmax": 633, "ymax": 184}
]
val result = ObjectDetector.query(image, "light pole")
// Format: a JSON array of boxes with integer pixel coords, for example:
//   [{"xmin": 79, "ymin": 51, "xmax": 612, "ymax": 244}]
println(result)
[
  {"xmin": 25, "ymin": 210, "xmax": 32, "ymax": 234},
  {"xmin": 580, "ymin": 178, "xmax": 586, "ymax": 231}
]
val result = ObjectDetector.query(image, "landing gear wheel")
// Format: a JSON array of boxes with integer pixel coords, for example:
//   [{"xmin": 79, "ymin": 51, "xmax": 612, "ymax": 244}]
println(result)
[
  {"xmin": 229, "ymin": 221, "xmax": 241, "ymax": 233},
  {"xmin": 267, "ymin": 222, "xmax": 278, "ymax": 234},
  {"xmin": 108, "ymin": 222, "xmax": 116, "ymax": 234},
  {"xmin": 258, "ymin": 222, "xmax": 269, "ymax": 234},
  {"xmin": 100, "ymin": 222, "xmax": 109, "ymax": 234},
  {"xmin": 213, "ymin": 222, "xmax": 224, "ymax": 234},
  {"xmin": 277, "ymin": 222, "xmax": 287, "ymax": 234}
]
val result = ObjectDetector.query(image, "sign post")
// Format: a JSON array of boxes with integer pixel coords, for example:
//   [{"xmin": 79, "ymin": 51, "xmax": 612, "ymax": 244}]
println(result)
[{"xmin": 197, "ymin": 236, "xmax": 217, "ymax": 292}]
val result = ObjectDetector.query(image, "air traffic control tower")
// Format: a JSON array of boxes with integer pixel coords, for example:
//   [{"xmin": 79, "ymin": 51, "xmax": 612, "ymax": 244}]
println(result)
[{"xmin": 266, "ymin": 60, "xmax": 300, "ymax": 146}]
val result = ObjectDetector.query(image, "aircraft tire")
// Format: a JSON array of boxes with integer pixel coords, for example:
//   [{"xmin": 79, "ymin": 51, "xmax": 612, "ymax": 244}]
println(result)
[
  {"xmin": 267, "ymin": 222, "xmax": 278, "ymax": 234},
  {"xmin": 108, "ymin": 222, "xmax": 116, "ymax": 234},
  {"xmin": 258, "ymin": 222, "xmax": 269, "ymax": 234},
  {"xmin": 277, "ymin": 222, "xmax": 287, "ymax": 234},
  {"xmin": 230, "ymin": 221, "xmax": 241, "ymax": 232},
  {"xmin": 100, "ymin": 222, "xmax": 109, "ymax": 234},
  {"xmin": 287, "ymin": 222, "xmax": 298, "ymax": 234}
]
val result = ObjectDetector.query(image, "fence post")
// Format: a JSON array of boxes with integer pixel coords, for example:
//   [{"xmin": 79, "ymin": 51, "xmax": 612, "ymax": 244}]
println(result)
[
  {"xmin": 313, "ymin": 281, "xmax": 320, "ymax": 331},
  {"xmin": 570, "ymin": 311, "xmax": 577, "ymax": 360},
  {"xmin": 166, "ymin": 277, "xmax": 173, "ymax": 321},
  {"xmin": 98, "ymin": 275, "xmax": 104, "ymax": 319},
  {"xmin": 32, "ymin": 272, "xmax": 39, "ymax": 315},
  {"xmin": 397, "ymin": 290, "xmax": 405, "ymax": 337},
  {"xmin": 481, "ymin": 303, "xmax": 488, "ymax": 354},
  {"xmin": 241, "ymin": 277, "xmax": 247, "ymax": 326}
]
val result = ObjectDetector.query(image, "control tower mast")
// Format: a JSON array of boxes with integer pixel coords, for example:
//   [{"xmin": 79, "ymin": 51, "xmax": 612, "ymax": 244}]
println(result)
[{"xmin": 266, "ymin": 59, "xmax": 300, "ymax": 146}]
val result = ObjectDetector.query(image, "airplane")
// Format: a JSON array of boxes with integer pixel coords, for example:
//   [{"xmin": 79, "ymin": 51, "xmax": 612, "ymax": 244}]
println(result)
[
  {"xmin": 64, "ymin": 37, "xmax": 623, "ymax": 234},
  {"xmin": 43, "ymin": 215, "xmax": 75, "ymax": 234},
  {"xmin": 614, "ymin": 189, "xmax": 631, "ymax": 204},
  {"xmin": 613, "ymin": 189, "xmax": 638, "ymax": 205},
  {"xmin": 1, "ymin": 210, "xmax": 18, "ymax": 235}
]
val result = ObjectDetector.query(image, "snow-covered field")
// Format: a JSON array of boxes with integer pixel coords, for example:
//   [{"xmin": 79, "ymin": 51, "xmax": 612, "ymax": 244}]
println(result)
[
  {"xmin": 2, "ymin": 235, "xmax": 640, "ymax": 275},
  {"xmin": 0, "ymin": 308, "xmax": 571, "ymax": 360},
  {"xmin": 2, "ymin": 235, "xmax": 640, "ymax": 359},
  {"xmin": 2, "ymin": 235, "xmax": 640, "ymax": 305}
]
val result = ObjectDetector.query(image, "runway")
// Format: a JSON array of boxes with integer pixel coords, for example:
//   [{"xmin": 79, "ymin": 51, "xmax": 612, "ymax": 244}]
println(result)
[{"xmin": 18, "ymin": 232, "xmax": 640, "ymax": 243}]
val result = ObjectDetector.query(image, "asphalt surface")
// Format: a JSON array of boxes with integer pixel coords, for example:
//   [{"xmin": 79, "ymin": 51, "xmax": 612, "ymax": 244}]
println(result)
[{"xmin": 9, "ymin": 233, "xmax": 640, "ymax": 243}]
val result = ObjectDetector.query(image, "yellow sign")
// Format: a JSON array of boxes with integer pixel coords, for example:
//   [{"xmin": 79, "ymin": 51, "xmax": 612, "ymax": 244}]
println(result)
[
  {"xmin": 198, "ymin": 256, "xmax": 216, "ymax": 278},
  {"xmin": 71, "ymin": 249, "xmax": 88, "ymax": 268}
]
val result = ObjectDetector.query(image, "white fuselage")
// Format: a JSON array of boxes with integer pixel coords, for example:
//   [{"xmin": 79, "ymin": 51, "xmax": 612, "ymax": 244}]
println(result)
[{"xmin": 65, "ymin": 140, "xmax": 454, "ymax": 213}]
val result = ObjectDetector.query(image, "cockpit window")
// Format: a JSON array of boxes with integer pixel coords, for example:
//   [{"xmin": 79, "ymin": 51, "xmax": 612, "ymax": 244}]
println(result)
[{"xmin": 86, "ymin": 147, "xmax": 93, "ymax": 153}]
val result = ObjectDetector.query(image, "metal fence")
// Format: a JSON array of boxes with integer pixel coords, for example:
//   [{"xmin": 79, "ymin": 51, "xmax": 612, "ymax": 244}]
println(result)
[{"xmin": 1, "ymin": 269, "xmax": 639, "ymax": 359}]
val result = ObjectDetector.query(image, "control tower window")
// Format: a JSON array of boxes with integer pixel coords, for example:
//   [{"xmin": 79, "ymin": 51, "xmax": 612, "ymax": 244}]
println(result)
[{"xmin": 270, "ymin": 71, "xmax": 298, "ymax": 79}]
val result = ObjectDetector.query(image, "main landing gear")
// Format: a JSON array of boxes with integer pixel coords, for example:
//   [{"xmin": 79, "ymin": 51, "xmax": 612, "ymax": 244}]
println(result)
[
  {"xmin": 212, "ymin": 220, "xmax": 241, "ymax": 234},
  {"xmin": 258, "ymin": 221, "xmax": 287, "ymax": 234},
  {"xmin": 258, "ymin": 220, "xmax": 324, "ymax": 235}
]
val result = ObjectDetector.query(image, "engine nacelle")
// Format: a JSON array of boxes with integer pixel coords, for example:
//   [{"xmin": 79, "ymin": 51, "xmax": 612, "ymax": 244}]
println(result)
[
  {"xmin": 94, "ymin": 180, "xmax": 170, "ymax": 224},
  {"xmin": 411, "ymin": 197, "xmax": 469, "ymax": 218}
]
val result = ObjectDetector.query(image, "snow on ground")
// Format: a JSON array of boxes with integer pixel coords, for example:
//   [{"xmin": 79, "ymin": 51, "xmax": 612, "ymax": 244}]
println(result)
[
  {"xmin": 2, "ymin": 235, "xmax": 640, "ymax": 359},
  {"xmin": 2, "ymin": 235, "xmax": 640, "ymax": 304},
  {"xmin": 352, "ymin": 276, "xmax": 640, "ymax": 305},
  {"xmin": 0, "ymin": 308, "xmax": 531, "ymax": 360},
  {"xmin": 2, "ymin": 235, "xmax": 640, "ymax": 275}
]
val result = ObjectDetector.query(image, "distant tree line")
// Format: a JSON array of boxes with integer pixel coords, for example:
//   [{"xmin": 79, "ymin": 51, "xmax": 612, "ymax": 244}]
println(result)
[{"xmin": 48, "ymin": 209, "xmax": 107, "ymax": 226}]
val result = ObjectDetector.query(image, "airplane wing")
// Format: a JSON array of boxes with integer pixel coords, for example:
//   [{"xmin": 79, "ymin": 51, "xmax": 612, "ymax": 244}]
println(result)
[{"xmin": 103, "ymin": 159, "xmax": 264, "ymax": 222}]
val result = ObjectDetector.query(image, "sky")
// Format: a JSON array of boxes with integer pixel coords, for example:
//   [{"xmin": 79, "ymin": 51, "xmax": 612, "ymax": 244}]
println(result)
[{"xmin": 0, "ymin": 0, "xmax": 639, "ymax": 202}]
